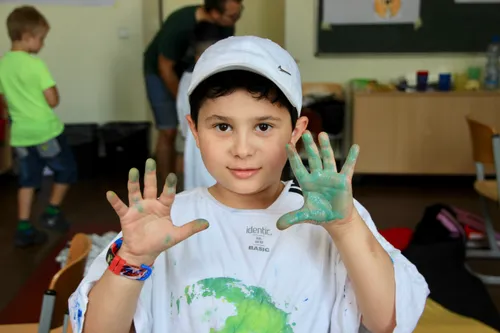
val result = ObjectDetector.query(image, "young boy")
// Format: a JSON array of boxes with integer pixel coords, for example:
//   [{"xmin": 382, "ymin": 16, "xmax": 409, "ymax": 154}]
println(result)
[
  {"xmin": 0, "ymin": 6, "xmax": 77, "ymax": 247},
  {"xmin": 177, "ymin": 21, "xmax": 228, "ymax": 190},
  {"xmin": 70, "ymin": 36, "xmax": 429, "ymax": 333}
]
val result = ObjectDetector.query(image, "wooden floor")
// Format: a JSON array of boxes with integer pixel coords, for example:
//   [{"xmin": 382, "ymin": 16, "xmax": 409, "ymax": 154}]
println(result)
[{"xmin": 1, "ymin": 172, "xmax": 500, "ymax": 313}]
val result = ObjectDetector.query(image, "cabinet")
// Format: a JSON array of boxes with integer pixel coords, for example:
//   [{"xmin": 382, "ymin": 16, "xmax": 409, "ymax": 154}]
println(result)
[{"xmin": 352, "ymin": 91, "xmax": 500, "ymax": 175}]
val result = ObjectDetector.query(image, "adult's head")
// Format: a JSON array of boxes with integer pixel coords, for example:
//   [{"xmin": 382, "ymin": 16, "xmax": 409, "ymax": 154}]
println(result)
[{"xmin": 204, "ymin": 0, "xmax": 243, "ymax": 27}]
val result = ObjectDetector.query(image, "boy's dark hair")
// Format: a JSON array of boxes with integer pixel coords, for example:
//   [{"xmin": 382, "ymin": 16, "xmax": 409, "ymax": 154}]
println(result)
[
  {"xmin": 189, "ymin": 70, "xmax": 298, "ymax": 128},
  {"xmin": 192, "ymin": 21, "xmax": 226, "ymax": 56},
  {"xmin": 204, "ymin": 0, "xmax": 242, "ymax": 13},
  {"xmin": 7, "ymin": 6, "xmax": 49, "ymax": 42}
]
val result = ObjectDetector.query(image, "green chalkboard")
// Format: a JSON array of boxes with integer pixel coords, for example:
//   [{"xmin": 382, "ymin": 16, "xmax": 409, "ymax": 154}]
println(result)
[{"xmin": 316, "ymin": 0, "xmax": 500, "ymax": 54}]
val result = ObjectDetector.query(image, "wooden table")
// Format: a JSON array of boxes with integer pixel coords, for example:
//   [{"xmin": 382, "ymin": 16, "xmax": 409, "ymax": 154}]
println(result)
[{"xmin": 352, "ymin": 91, "xmax": 500, "ymax": 175}]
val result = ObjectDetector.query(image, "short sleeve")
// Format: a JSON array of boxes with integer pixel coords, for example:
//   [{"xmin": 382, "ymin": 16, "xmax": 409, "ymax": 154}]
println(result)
[
  {"xmin": 68, "ymin": 232, "xmax": 154, "ymax": 333},
  {"xmin": 158, "ymin": 28, "xmax": 189, "ymax": 62},
  {"xmin": 35, "ymin": 59, "xmax": 56, "ymax": 91},
  {"xmin": 330, "ymin": 200, "xmax": 429, "ymax": 333}
]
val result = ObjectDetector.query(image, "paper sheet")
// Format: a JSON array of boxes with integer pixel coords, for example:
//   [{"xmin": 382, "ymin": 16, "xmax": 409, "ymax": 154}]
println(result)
[
  {"xmin": 323, "ymin": 0, "xmax": 421, "ymax": 25},
  {"xmin": 0, "ymin": 0, "xmax": 115, "ymax": 6}
]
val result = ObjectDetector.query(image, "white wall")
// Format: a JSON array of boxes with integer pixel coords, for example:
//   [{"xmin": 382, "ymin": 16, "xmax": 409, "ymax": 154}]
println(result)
[{"xmin": 0, "ymin": 1, "xmax": 148, "ymax": 124}]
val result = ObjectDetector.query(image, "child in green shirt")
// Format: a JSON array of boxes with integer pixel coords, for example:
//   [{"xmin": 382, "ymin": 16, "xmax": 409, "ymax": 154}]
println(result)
[{"xmin": 0, "ymin": 6, "xmax": 77, "ymax": 247}]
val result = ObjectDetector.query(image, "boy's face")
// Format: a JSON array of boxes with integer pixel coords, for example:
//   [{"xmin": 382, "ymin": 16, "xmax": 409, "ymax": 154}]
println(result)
[
  {"xmin": 188, "ymin": 89, "xmax": 308, "ymax": 195},
  {"xmin": 24, "ymin": 27, "xmax": 48, "ymax": 54}
]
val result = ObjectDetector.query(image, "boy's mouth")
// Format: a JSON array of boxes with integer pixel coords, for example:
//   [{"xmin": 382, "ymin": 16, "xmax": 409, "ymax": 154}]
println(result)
[{"xmin": 228, "ymin": 168, "xmax": 261, "ymax": 179}]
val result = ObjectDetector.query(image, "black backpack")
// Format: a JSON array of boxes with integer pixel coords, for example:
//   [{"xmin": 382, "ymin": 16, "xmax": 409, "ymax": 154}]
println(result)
[{"xmin": 403, "ymin": 204, "xmax": 500, "ymax": 331}]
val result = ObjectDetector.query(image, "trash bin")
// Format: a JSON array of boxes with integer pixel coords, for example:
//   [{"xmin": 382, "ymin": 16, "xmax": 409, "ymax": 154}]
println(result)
[
  {"xmin": 100, "ymin": 122, "xmax": 151, "ymax": 177},
  {"xmin": 64, "ymin": 123, "xmax": 100, "ymax": 180}
]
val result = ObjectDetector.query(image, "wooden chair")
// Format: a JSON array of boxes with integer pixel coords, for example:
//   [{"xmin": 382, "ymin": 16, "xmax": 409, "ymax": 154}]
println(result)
[
  {"xmin": 465, "ymin": 115, "xmax": 500, "ymax": 285},
  {"xmin": 413, "ymin": 298, "xmax": 499, "ymax": 333},
  {"xmin": 0, "ymin": 233, "xmax": 91, "ymax": 333}
]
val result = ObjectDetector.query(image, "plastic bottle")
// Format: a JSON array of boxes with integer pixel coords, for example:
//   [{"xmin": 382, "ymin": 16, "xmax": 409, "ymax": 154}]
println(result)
[{"xmin": 484, "ymin": 36, "xmax": 500, "ymax": 90}]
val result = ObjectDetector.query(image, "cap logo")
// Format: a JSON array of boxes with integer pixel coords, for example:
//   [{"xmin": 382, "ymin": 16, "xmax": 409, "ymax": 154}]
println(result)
[{"xmin": 278, "ymin": 66, "xmax": 291, "ymax": 76}]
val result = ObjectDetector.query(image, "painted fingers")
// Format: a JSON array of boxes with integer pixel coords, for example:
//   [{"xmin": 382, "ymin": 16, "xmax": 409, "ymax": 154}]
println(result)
[
  {"xmin": 296, "ymin": 131, "xmax": 359, "ymax": 178},
  {"xmin": 158, "ymin": 173, "xmax": 177, "ymax": 207},
  {"xmin": 168, "ymin": 219, "xmax": 210, "ymax": 247},
  {"xmin": 291, "ymin": 131, "xmax": 338, "ymax": 175},
  {"xmin": 143, "ymin": 158, "xmax": 158, "ymax": 199},
  {"xmin": 106, "ymin": 190, "xmax": 128, "ymax": 219},
  {"xmin": 340, "ymin": 144, "xmax": 360, "ymax": 180}
]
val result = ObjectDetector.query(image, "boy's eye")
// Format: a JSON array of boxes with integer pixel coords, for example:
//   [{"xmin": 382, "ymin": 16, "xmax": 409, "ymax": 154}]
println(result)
[
  {"xmin": 256, "ymin": 124, "xmax": 272, "ymax": 132},
  {"xmin": 215, "ymin": 124, "xmax": 231, "ymax": 132}
]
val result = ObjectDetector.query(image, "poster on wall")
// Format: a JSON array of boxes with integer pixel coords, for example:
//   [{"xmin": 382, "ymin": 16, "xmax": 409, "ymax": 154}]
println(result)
[
  {"xmin": 323, "ymin": 0, "xmax": 421, "ymax": 25},
  {"xmin": 0, "ymin": 0, "xmax": 115, "ymax": 5},
  {"xmin": 455, "ymin": 0, "xmax": 500, "ymax": 2}
]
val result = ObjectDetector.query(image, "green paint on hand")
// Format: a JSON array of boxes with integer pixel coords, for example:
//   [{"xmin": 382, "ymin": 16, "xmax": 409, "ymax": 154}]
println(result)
[
  {"xmin": 135, "ymin": 203, "xmax": 144, "ymax": 213},
  {"xmin": 146, "ymin": 158, "xmax": 156, "ymax": 173},
  {"xmin": 129, "ymin": 168, "xmax": 140, "ymax": 182},
  {"xmin": 280, "ymin": 131, "xmax": 358, "ymax": 228},
  {"xmin": 166, "ymin": 173, "xmax": 177, "ymax": 194},
  {"xmin": 183, "ymin": 277, "xmax": 294, "ymax": 333},
  {"xmin": 195, "ymin": 219, "xmax": 210, "ymax": 230},
  {"xmin": 165, "ymin": 235, "xmax": 172, "ymax": 245}
]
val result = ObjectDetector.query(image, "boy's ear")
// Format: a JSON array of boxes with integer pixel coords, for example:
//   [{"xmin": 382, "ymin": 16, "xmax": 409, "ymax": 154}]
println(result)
[
  {"xmin": 187, "ymin": 115, "xmax": 200, "ymax": 148},
  {"xmin": 290, "ymin": 116, "xmax": 309, "ymax": 145}
]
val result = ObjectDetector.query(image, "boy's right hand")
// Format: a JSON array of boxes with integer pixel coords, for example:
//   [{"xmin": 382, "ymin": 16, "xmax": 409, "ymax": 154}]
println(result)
[{"xmin": 106, "ymin": 159, "xmax": 209, "ymax": 266}]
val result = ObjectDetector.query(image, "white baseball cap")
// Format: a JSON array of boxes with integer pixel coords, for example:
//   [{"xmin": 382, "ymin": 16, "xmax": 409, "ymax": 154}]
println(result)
[{"xmin": 187, "ymin": 36, "xmax": 303, "ymax": 116}]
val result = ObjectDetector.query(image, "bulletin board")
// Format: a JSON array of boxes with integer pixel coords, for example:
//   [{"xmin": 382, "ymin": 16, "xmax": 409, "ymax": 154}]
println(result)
[{"xmin": 316, "ymin": 0, "xmax": 500, "ymax": 54}]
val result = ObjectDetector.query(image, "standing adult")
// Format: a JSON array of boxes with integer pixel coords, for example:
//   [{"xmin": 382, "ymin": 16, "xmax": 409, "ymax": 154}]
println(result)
[{"xmin": 143, "ymin": 0, "xmax": 243, "ymax": 186}]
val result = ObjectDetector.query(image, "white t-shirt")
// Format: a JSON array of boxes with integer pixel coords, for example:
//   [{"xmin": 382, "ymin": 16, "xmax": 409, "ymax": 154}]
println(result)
[
  {"xmin": 177, "ymin": 71, "xmax": 216, "ymax": 190},
  {"xmin": 69, "ymin": 181, "xmax": 429, "ymax": 333}
]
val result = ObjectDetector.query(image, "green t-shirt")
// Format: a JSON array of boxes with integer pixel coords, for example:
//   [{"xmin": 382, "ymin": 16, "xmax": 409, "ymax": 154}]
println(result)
[
  {"xmin": 143, "ymin": 5, "xmax": 235, "ymax": 77},
  {"xmin": 0, "ymin": 51, "xmax": 64, "ymax": 147}
]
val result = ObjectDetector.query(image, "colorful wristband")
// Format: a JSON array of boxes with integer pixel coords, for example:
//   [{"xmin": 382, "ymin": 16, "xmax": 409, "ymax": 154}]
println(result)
[{"xmin": 106, "ymin": 237, "xmax": 153, "ymax": 281}]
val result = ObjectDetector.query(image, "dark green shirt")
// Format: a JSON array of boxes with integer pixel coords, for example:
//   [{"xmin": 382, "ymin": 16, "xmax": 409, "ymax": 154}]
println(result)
[{"xmin": 143, "ymin": 5, "xmax": 235, "ymax": 77}]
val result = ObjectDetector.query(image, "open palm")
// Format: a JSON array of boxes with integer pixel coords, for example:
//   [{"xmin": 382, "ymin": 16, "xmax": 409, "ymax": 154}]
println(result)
[
  {"xmin": 277, "ymin": 131, "xmax": 359, "ymax": 230},
  {"xmin": 106, "ymin": 159, "xmax": 209, "ymax": 262}
]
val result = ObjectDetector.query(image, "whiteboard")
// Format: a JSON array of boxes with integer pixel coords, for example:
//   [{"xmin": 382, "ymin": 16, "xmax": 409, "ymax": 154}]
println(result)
[{"xmin": 0, "ymin": 0, "xmax": 115, "ymax": 5}]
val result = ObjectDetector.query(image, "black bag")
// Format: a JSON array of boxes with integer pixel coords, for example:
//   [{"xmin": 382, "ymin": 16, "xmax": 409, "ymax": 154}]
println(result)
[
  {"xmin": 403, "ymin": 204, "xmax": 500, "ymax": 331},
  {"xmin": 100, "ymin": 122, "xmax": 151, "ymax": 177},
  {"xmin": 64, "ymin": 124, "xmax": 99, "ymax": 180}
]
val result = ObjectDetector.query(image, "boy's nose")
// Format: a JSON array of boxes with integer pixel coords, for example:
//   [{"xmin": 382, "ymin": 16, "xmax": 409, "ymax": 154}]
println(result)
[{"xmin": 231, "ymin": 133, "xmax": 255, "ymax": 159}]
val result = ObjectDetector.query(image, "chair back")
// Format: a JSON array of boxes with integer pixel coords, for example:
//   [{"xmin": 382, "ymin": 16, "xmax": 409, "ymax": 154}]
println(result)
[
  {"xmin": 46, "ymin": 234, "xmax": 91, "ymax": 329},
  {"xmin": 466, "ymin": 115, "xmax": 497, "ymax": 165}
]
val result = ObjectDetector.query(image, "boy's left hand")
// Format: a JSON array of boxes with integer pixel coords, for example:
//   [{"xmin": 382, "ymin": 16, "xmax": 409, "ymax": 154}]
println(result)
[{"xmin": 277, "ymin": 131, "xmax": 359, "ymax": 231}]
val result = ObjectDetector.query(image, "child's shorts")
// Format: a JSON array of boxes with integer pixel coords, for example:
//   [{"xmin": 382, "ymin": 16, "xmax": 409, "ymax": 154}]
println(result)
[{"xmin": 14, "ymin": 132, "xmax": 78, "ymax": 189}]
